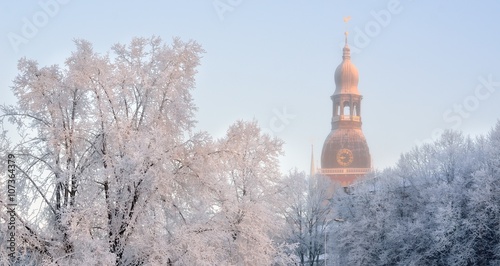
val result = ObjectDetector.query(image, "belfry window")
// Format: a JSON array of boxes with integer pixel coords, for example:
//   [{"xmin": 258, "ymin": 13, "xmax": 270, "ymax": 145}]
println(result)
[{"xmin": 343, "ymin": 101, "xmax": 350, "ymax": 116}]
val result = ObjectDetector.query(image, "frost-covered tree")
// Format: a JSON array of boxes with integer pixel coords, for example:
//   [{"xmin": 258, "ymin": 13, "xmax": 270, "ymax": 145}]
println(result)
[
  {"xmin": 1, "ymin": 36, "xmax": 204, "ymax": 265},
  {"xmin": 330, "ymin": 123, "xmax": 500, "ymax": 265},
  {"xmin": 168, "ymin": 120, "xmax": 294, "ymax": 265},
  {"xmin": 280, "ymin": 170, "xmax": 337, "ymax": 265},
  {"xmin": 0, "ymin": 36, "xmax": 296, "ymax": 265}
]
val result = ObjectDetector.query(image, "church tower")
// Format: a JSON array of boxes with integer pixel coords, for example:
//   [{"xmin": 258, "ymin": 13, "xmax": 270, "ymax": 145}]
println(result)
[{"xmin": 319, "ymin": 32, "xmax": 371, "ymax": 187}]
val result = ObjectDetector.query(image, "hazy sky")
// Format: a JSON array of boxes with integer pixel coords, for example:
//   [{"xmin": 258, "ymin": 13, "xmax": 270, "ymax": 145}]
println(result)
[{"xmin": 1, "ymin": 1, "xmax": 500, "ymax": 174}]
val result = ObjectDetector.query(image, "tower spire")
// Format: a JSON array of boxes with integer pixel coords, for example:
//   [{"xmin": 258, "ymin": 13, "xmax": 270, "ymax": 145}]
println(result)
[{"xmin": 342, "ymin": 16, "xmax": 351, "ymax": 60}]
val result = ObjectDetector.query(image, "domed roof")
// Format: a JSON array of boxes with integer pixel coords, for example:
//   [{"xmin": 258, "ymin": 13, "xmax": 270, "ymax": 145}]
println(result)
[
  {"xmin": 334, "ymin": 43, "xmax": 360, "ymax": 95},
  {"xmin": 321, "ymin": 128, "xmax": 371, "ymax": 169}
]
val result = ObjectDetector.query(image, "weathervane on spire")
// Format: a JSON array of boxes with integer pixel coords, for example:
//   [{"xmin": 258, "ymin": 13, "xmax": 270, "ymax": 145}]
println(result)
[{"xmin": 343, "ymin": 16, "xmax": 351, "ymax": 45}]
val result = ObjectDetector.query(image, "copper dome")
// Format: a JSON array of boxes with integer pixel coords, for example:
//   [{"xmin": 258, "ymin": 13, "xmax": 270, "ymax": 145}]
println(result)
[{"xmin": 321, "ymin": 128, "xmax": 371, "ymax": 169}]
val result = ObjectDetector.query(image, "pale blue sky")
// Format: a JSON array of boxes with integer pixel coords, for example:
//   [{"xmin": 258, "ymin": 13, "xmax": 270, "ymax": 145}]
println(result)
[{"xmin": 1, "ymin": 1, "xmax": 500, "ymax": 173}]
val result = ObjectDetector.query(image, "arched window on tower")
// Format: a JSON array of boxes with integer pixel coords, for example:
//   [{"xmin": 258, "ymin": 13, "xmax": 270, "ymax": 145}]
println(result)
[
  {"xmin": 343, "ymin": 101, "xmax": 350, "ymax": 116},
  {"xmin": 353, "ymin": 103, "xmax": 358, "ymax": 116},
  {"xmin": 336, "ymin": 103, "xmax": 341, "ymax": 116}
]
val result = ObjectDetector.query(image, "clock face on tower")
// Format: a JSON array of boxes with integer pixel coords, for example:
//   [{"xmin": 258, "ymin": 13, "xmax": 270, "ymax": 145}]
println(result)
[{"xmin": 336, "ymin": 148, "xmax": 354, "ymax": 166}]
